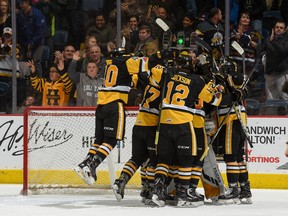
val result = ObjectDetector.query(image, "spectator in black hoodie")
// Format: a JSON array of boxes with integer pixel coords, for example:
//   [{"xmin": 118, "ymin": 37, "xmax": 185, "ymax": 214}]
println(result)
[{"xmin": 262, "ymin": 20, "xmax": 288, "ymax": 100}]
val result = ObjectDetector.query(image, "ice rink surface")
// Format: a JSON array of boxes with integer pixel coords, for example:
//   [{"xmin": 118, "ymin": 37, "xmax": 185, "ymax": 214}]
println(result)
[{"xmin": 0, "ymin": 184, "xmax": 287, "ymax": 216}]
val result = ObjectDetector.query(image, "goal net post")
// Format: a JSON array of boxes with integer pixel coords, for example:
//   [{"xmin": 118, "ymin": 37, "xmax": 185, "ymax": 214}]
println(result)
[{"xmin": 22, "ymin": 106, "xmax": 139, "ymax": 195}]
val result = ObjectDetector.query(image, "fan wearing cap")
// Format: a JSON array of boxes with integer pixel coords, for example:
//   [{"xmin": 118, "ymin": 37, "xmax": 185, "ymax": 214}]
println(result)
[
  {"xmin": 0, "ymin": 27, "xmax": 20, "ymax": 59},
  {"xmin": 27, "ymin": 55, "xmax": 73, "ymax": 106}
]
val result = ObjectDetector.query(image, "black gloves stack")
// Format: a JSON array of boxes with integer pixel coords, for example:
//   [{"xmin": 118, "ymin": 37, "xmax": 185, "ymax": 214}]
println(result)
[{"xmin": 232, "ymin": 87, "xmax": 248, "ymax": 103}]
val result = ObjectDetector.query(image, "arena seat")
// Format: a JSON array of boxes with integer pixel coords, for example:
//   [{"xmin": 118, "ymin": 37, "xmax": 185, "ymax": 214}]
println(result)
[{"xmin": 259, "ymin": 99, "xmax": 288, "ymax": 116}]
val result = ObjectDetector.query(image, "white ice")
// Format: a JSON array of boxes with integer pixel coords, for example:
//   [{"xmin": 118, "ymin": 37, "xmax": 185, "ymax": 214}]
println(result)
[{"xmin": 0, "ymin": 184, "xmax": 287, "ymax": 216}]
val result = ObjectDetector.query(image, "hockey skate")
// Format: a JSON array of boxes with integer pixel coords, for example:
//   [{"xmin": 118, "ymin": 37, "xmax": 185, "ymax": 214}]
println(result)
[
  {"xmin": 176, "ymin": 186, "xmax": 204, "ymax": 208},
  {"xmin": 218, "ymin": 186, "xmax": 240, "ymax": 205},
  {"xmin": 142, "ymin": 188, "xmax": 157, "ymax": 206},
  {"xmin": 74, "ymin": 155, "xmax": 97, "ymax": 185},
  {"xmin": 164, "ymin": 193, "xmax": 177, "ymax": 206},
  {"xmin": 205, "ymin": 196, "xmax": 223, "ymax": 206},
  {"xmin": 112, "ymin": 174, "xmax": 129, "ymax": 202},
  {"xmin": 239, "ymin": 181, "xmax": 252, "ymax": 204},
  {"xmin": 151, "ymin": 178, "xmax": 166, "ymax": 207},
  {"xmin": 139, "ymin": 181, "xmax": 154, "ymax": 205}
]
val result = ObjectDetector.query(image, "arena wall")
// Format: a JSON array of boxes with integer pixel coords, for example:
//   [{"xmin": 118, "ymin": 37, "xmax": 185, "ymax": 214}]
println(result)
[{"xmin": 0, "ymin": 114, "xmax": 287, "ymax": 189}]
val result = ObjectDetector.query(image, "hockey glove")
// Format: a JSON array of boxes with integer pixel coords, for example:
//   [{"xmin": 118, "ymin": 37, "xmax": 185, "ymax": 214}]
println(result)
[
  {"xmin": 198, "ymin": 53, "xmax": 209, "ymax": 65},
  {"xmin": 232, "ymin": 87, "xmax": 248, "ymax": 103}
]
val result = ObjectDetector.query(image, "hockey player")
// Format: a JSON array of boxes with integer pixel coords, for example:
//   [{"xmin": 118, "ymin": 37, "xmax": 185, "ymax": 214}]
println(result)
[
  {"xmin": 113, "ymin": 64, "xmax": 165, "ymax": 203},
  {"xmin": 74, "ymin": 48, "xmax": 152, "ymax": 185},
  {"xmin": 112, "ymin": 50, "xmax": 178, "ymax": 203},
  {"xmin": 213, "ymin": 60, "xmax": 252, "ymax": 204},
  {"xmin": 151, "ymin": 52, "xmax": 224, "ymax": 207},
  {"xmin": 191, "ymin": 51, "xmax": 226, "ymax": 201}
]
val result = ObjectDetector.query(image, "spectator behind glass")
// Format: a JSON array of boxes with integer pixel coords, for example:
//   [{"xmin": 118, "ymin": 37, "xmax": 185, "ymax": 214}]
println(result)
[
  {"xmin": 0, "ymin": 27, "xmax": 20, "ymax": 60},
  {"xmin": 81, "ymin": 35, "xmax": 97, "ymax": 59},
  {"xmin": 27, "ymin": 58, "xmax": 74, "ymax": 106},
  {"xmin": 86, "ymin": 12, "xmax": 115, "ymax": 57},
  {"xmin": 0, "ymin": 0, "xmax": 11, "ymax": 36},
  {"xmin": 230, "ymin": 12, "xmax": 260, "ymax": 78},
  {"xmin": 54, "ymin": 44, "xmax": 77, "ymax": 105},
  {"xmin": 196, "ymin": 7, "xmax": 224, "ymax": 63},
  {"xmin": 120, "ymin": 0, "xmax": 145, "ymax": 24},
  {"xmin": 130, "ymin": 24, "xmax": 158, "ymax": 106},
  {"xmin": 82, "ymin": 45, "xmax": 106, "ymax": 79},
  {"xmin": 73, "ymin": 57, "xmax": 104, "ymax": 106},
  {"xmin": 17, "ymin": 0, "xmax": 47, "ymax": 76},
  {"xmin": 239, "ymin": 0, "xmax": 267, "ymax": 33},
  {"xmin": 85, "ymin": 35, "xmax": 97, "ymax": 49},
  {"xmin": 54, "ymin": 44, "xmax": 76, "ymax": 72},
  {"xmin": 262, "ymin": 20, "xmax": 288, "ymax": 100},
  {"xmin": 134, "ymin": 24, "xmax": 158, "ymax": 57},
  {"xmin": 17, "ymin": 94, "xmax": 35, "ymax": 114},
  {"xmin": 172, "ymin": 12, "xmax": 197, "ymax": 48},
  {"xmin": 68, "ymin": 44, "xmax": 106, "ymax": 87},
  {"xmin": 149, "ymin": 5, "xmax": 176, "ymax": 49},
  {"xmin": 147, "ymin": 0, "xmax": 180, "ymax": 23},
  {"xmin": 121, "ymin": 15, "xmax": 140, "ymax": 53}
]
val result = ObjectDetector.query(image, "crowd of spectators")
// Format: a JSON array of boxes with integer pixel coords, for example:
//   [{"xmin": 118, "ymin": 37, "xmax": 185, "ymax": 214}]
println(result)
[{"xmin": 0, "ymin": 0, "xmax": 287, "ymax": 115}]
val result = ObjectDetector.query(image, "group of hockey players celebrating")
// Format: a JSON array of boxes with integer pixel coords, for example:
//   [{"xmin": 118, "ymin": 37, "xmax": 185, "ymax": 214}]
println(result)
[{"xmin": 74, "ymin": 14, "xmax": 253, "ymax": 208}]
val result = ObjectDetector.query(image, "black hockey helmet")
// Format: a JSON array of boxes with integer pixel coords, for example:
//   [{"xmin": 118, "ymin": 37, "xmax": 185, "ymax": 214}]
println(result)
[
  {"xmin": 109, "ymin": 47, "xmax": 126, "ymax": 58},
  {"xmin": 176, "ymin": 51, "xmax": 192, "ymax": 69},
  {"xmin": 149, "ymin": 48, "xmax": 178, "ymax": 67}
]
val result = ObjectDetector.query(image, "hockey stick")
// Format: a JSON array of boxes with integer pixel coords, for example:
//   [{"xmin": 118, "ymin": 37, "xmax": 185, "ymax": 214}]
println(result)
[
  {"xmin": 156, "ymin": 18, "xmax": 173, "ymax": 50},
  {"xmin": 154, "ymin": 66, "xmax": 168, "ymax": 154},
  {"xmin": 231, "ymin": 40, "xmax": 245, "ymax": 76},
  {"xmin": 195, "ymin": 37, "xmax": 218, "ymax": 74},
  {"xmin": 153, "ymin": 18, "xmax": 172, "ymax": 154},
  {"xmin": 200, "ymin": 104, "xmax": 234, "ymax": 161},
  {"xmin": 230, "ymin": 42, "xmax": 261, "ymax": 149},
  {"xmin": 107, "ymin": 153, "xmax": 116, "ymax": 188},
  {"xmin": 232, "ymin": 104, "xmax": 253, "ymax": 148},
  {"xmin": 231, "ymin": 41, "xmax": 244, "ymax": 55},
  {"xmin": 195, "ymin": 37, "xmax": 212, "ymax": 53},
  {"xmin": 231, "ymin": 40, "xmax": 261, "ymax": 89},
  {"xmin": 231, "ymin": 40, "xmax": 252, "ymax": 147},
  {"xmin": 155, "ymin": 18, "xmax": 170, "ymax": 32},
  {"xmin": 231, "ymin": 58, "xmax": 261, "ymax": 149}
]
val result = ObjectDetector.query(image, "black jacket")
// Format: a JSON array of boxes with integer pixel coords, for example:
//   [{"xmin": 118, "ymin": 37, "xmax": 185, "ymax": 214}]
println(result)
[{"xmin": 263, "ymin": 32, "xmax": 288, "ymax": 74}]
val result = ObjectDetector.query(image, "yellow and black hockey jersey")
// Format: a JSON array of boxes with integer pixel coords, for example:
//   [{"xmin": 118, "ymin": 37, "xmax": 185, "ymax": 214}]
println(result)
[
  {"xmin": 160, "ymin": 70, "xmax": 222, "ymax": 124},
  {"xmin": 134, "ymin": 65, "xmax": 165, "ymax": 126},
  {"xmin": 97, "ymin": 56, "xmax": 149, "ymax": 105},
  {"xmin": 30, "ymin": 72, "xmax": 73, "ymax": 106}
]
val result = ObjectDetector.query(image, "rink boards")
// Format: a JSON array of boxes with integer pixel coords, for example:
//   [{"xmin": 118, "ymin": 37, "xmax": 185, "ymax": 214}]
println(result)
[{"xmin": 0, "ymin": 114, "xmax": 287, "ymax": 189}]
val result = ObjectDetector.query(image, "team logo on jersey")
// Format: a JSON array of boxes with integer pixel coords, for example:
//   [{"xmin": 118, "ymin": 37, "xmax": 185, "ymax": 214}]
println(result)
[{"xmin": 211, "ymin": 32, "xmax": 223, "ymax": 46}]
